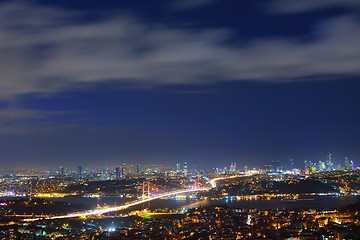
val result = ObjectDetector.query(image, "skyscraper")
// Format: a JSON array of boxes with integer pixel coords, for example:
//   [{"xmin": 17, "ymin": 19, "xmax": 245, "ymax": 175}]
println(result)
[
  {"xmin": 59, "ymin": 166, "xmax": 65, "ymax": 177},
  {"xmin": 183, "ymin": 162, "xmax": 188, "ymax": 176},
  {"xmin": 229, "ymin": 162, "xmax": 236, "ymax": 174},
  {"xmin": 326, "ymin": 153, "xmax": 333, "ymax": 171},
  {"xmin": 77, "ymin": 166, "xmax": 82, "ymax": 178},
  {"xmin": 122, "ymin": 163, "xmax": 126, "ymax": 177},
  {"xmin": 264, "ymin": 164, "xmax": 271, "ymax": 173},
  {"xmin": 115, "ymin": 167, "xmax": 121, "ymax": 179},
  {"xmin": 137, "ymin": 165, "xmax": 141, "ymax": 175},
  {"xmin": 275, "ymin": 160, "xmax": 281, "ymax": 172},
  {"xmin": 289, "ymin": 159, "xmax": 294, "ymax": 170},
  {"xmin": 318, "ymin": 161, "xmax": 326, "ymax": 172},
  {"xmin": 344, "ymin": 157, "xmax": 353, "ymax": 171}
]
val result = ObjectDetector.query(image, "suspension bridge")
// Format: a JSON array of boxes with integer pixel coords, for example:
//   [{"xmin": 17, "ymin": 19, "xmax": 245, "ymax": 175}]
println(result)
[{"xmin": 23, "ymin": 174, "xmax": 245, "ymax": 222}]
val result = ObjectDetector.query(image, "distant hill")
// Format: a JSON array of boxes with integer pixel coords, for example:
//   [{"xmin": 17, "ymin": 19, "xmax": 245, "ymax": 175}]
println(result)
[
  {"xmin": 270, "ymin": 179, "xmax": 338, "ymax": 194},
  {"xmin": 225, "ymin": 179, "xmax": 338, "ymax": 195}
]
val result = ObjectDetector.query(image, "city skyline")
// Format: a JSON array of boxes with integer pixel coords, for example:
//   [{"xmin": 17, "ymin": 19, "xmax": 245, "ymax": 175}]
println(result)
[
  {"xmin": 0, "ymin": 0, "xmax": 359, "ymax": 168},
  {"xmin": 1, "ymin": 152, "xmax": 356, "ymax": 173}
]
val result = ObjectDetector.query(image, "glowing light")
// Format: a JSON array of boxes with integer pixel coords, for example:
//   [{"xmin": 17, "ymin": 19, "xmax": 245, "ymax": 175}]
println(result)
[{"xmin": 23, "ymin": 175, "xmax": 241, "ymax": 222}]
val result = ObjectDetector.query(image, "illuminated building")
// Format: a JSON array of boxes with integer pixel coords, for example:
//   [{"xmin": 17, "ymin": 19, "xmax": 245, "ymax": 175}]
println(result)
[
  {"xmin": 289, "ymin": 158, "xmax": 294, "ymax": 170},
  {"xmin": 326, "ymin": 153, "xmax": 333, "ymax": 171},
  {"xmin": 77, "ymin": 166, "xmax": 82, "ymax": 178},
  {"xmin": 271, "ymin": 160, "xmax": 281, "ymax": 173},
  {"xmin": 344, "ymin": 157, "xmax": 352, "ymax": 171},
  {"xmin": 264, "ymin": 164, "xmax": 271, "ymax": 173},
  {"xmin": 318, "ymin": 161, "xmax": 326, "ymax": 172},
  {"xmin": 311, "ymin": 163, "xmax": 317, "ymax": 173},
  {"xmin": 122, "ymin": 163, "xmax": 126, "ymax": 177},
  {"xmin": 304, "ymin": 159, "xmax": 310, "ymax": 170},
  {"xmin": 59, "ymin": 166, "xmax": 64, "ymax": 177},
  {"xmin": 183, "ymin": 162, "xmax": 188, "ymax": 176},
  {"xmin": 229, "ymin": 162, "xmax": 236, "ymax": 174},
  {"xmin": 115, "ymin": 167, "xmax": 121, "ymax": 179},
  {"xmin": 137, "ymin": 165, "xmax": 141, "ymax": 175}
]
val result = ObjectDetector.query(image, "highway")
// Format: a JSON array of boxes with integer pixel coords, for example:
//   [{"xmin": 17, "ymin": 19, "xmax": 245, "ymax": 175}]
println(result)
[
  {"xmin": 23, "ymin": 174, "xmax": 246, "ymax": 222},
  {"xmin": 209, "ymin": 174, "xmax": 245, "ymax": 187},
  {"xmin": 23, "ymin": 187, "xmax": 210, "ymax": 221}
]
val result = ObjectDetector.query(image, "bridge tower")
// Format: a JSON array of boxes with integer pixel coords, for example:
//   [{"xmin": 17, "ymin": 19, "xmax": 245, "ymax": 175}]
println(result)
[
  {"xmin": 142, "ymin": 181, "xmax": 151, "ymax": 199},
  {"xmin": 194, "ymin": 176, "xmax": 200, "ymax": 189}
]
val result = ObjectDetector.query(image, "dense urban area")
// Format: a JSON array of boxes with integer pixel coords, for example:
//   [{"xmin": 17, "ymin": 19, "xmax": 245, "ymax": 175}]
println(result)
[{"xmin": 0, "ymin": 155, "xmax": 359, "ymax": 239}]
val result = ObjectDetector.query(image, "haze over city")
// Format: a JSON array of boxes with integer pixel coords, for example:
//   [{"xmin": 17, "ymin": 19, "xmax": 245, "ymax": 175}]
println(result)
[{"xmin": 0, "ymin": 0, "xmax": 359, "ymax": 169}]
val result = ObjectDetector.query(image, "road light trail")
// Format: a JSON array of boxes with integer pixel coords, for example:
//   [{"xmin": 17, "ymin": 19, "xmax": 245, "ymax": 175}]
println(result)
[
  {"xmin": 23, "ymin": 174, "xmax": 246, "ymax": 222},
  {"xmin": 24, "ymin": 187, "xmax": 210, "ymax": 222},
  {"xmin": 209, "ymin": 173, "xmax": 251, "ymax": 187}
]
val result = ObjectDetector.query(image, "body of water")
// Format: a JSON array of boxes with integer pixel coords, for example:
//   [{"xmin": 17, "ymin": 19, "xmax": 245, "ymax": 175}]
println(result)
[
  {"xmin": 1, "ymin": 195, "xmax": 358, "ymax": 213},
  {"xmin": 51, "ymin": 195, "xmax": 359, "ymax": 211}
]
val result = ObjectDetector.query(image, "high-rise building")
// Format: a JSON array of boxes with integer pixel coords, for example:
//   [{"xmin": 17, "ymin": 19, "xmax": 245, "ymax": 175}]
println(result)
[
  {"xmin": 115, "ymin": 167, "xmax": 121, "ymax": 179},
  {"xmin": 275, "ymin": 161, "xmax": 281, "ymax": 172},
  {"xmin": 59, "ymin": 166, "xmax": 65, "ymax": 177},
  {"xmin": 102, "ymin": 171, "xmax": 110, "ymax": 181},
  {"xmin": 122, "ymin": 163, "xmax": 126, "ymax": 177},
  {"xmin": 326, "ymin": 153, "xmax": 333, "ymax": 171},
  {"xmin": 344, "ymin": 157, "xmax": 353, "ymax": 171},
  {"xmin": 271, "ymin": 160, "xmax": 275, "ymax": 172},
  {"xmin": 304, "ymin": 159, "xmax": 313, "ymax": 168},
  {"xmin": 311, "ymin": 163, "xmax": 317, "ymax": 173},
  {"xmin": 304, "ymin": 159, "xmax": 309, "ymax": 169},
  {"xmin": 229, "ymin": 162, "xmax": 236, "ymax": 174},
  {"xmin": 213, "ymin": 168, "xmax": 219, "ymax": 176},
  {"xmin": 271, "ymin": 160, "xmax": 281, "ymax": 173},
  {"xmin": 264, "ymin": 164, "xmax": 271, "ymax": 173},
  {"xmin": 77, "ymin": 166, "xmax": 82, "ymax": 178},
  {"xmin": 289, "ymin": 159, "xmax": 294, "ymax": 170},
  {"xmin": 137, "ymin": 165, "xmax": 141, "ymax": 175},
  {"xmin": 176, "ymin": 163, "xmax": 180, "ymax": 172},
  {"xmin": 183, "ymin": 162, "xmax": 188, "ymax": 176}
]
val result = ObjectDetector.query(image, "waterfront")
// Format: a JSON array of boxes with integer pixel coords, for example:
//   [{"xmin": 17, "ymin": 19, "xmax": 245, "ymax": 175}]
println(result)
[{"xmin": 44, "ymin": 195, "xmax": 359, "ymax": 212}]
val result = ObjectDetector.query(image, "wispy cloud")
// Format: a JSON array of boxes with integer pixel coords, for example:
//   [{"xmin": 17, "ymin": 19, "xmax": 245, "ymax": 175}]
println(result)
[
  {"xmin": 0, "ymin": 2, "xmax": 359, "ymax": 99},
  {"xmin": 0, "ymin": 105, "xmax": 81, "ymax": 134},
  {"xmin": 0, "ymin": 107, "xmax": 48, "ymax": 120},
  {"xmin": 0, "ymin": 112, "xmax": 48, "ymax": 135},
  {"xmin": 269, "ymin": 0, "xmax": 360, "ymax": 13}
]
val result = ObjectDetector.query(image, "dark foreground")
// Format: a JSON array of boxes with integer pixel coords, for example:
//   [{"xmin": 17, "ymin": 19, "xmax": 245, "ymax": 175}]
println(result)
[{"xmin": 1, "ymin": 203, "xmax": 359, "ymax": 239}]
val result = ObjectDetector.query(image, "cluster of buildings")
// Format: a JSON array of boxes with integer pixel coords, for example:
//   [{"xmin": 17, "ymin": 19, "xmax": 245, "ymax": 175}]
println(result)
[
  {"xmin": 7, "ymin": 152, "xmax": 355, "ymax": 185},
  {"xmin": 55, "ymin": 163, "xmax": 166, "ymax": 181},
  {"xmin": 0, "ymin": 165, "xmax": 359, "ymax": 239},
  {"xmin": 2, "ymin": 205, "xmax": 358, "ymax": 239},
  {"xmin": 261, "ymin": 153, "xmax": 356, "ymax": 175},
  {"xmin": 128, "ymin": 206, "xmax": 360, "ymax": 239},
  {"xmin": 304, "ymin": 154, "xmax": 355, "ymax": 175}
]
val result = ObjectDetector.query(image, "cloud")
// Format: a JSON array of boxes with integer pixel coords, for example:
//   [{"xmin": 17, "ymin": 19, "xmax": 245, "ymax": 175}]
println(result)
[
  {"xmin": 0, "ymin": 104, "xmax": 79, "ymax": 134},
  {"xmin": 0, "ymin": 113, "xmax": 47, "ymax": 135},
  {"xmin": 269, "ymin": 0, "xmax": 360, "ymax": 13},
  {"xmin": 0, "ymin": 107, "xmax": 48, "ymax": 120},
  {"xmin": 0, "ymin": 2, "xmax": 360, "ymax": 99}
]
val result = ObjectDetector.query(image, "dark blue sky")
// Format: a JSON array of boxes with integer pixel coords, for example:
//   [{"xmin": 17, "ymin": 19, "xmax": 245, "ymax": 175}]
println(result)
[{"xmin": 0, "ymin": 0, "xmax": 359, "ymax": 169}]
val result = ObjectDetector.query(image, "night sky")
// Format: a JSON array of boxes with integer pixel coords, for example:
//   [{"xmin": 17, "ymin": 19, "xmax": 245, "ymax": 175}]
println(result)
[{"xmin": 0, "ymin": 0, "xmax": 359, "ymax": 169}]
